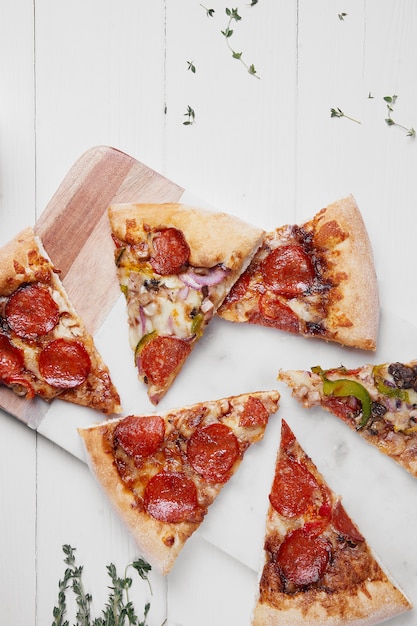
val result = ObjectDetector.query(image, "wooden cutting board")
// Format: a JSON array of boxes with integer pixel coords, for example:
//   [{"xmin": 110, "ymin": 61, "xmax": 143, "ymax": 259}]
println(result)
[{"xmin": 0, "ymin": 145, "xmax": 184, "ymax": 426}]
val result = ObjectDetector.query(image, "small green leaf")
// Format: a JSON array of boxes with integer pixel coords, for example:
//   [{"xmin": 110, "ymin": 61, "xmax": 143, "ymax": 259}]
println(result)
[{"xmin": 200, "ymin": 4, "xmax": 215, "ymax": 17}]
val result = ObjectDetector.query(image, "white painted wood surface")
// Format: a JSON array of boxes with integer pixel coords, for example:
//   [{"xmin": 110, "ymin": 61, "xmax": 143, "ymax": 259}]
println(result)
[{"xmin": 1, "ymin": 1, "xmax": 417, "ymax": 624}]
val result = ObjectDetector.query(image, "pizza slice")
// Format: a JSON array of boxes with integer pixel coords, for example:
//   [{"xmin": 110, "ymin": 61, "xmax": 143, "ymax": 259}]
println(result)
[
  {"xmin": 218, "ymin": 195, "xmax": 379, "ymax": 350},
  {"xmin": 279, "ymin": 361, "xmax": 417, "ymax": 477},
  {"xmin": 252, "ymin": 419, "xmax": 412, "ymax": 625},
  {"xmin": 0, "ymin": 227, "xmax": 121, "ymax": 414},
  {"xmin": 108, "ymin": 202, "xmax": 264, "ymax": 404},
  {"xmin": 78, "ymin": 390, "xmax": 280, "ymax": 575}
]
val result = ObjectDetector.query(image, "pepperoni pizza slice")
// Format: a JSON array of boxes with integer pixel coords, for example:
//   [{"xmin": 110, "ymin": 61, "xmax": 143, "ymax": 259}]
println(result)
[
  {"xmin": 78, "ymin": 390, "xmax": 280, "ymax": 574},
  {"xmin": 108, "ymin": 202, "xmax": 264, "ymax": 404},
  {"xmin": 252, "ymin": 419, "xmax": 411, "ymax": 625},
  {"xmin": 218, "ymin": 195, "xmax": 379, "ymax": 350},
  {"xmin": 0, "ymin": 227, "xmax": 121, "ymax": 414},
  {"xmin": 279, "ymin": 361, "xmax": 417, "ymax": 478}
]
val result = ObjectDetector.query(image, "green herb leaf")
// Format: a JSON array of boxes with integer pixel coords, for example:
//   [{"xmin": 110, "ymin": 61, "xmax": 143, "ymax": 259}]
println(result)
[
  {"xmin": 200, "ymin": 4, "xmax": 215, "ymax": 17},
  {"xmin": 183, "ymin": 105, "xmax": 196, "ymax": 125},
  {"xmin": 52, "ymin": 545, "xmax": 153, "ymax": 626},
  {"xmin": 383, "ymin": 94, "xmax": 415, "ymax": 137},
  {"xmin": 221, "ymin": 6, "xmax": 260, "ymax": 79},
  {"xmin": 330, "ymin": 107, "xmax": 361, "ymax": 124}
]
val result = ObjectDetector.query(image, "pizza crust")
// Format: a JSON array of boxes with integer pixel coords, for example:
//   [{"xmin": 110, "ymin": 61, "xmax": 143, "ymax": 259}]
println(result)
[
  {"xmin": 0, "ymin": 227, "xmax": 50, "ymax": 295},
  {"xmin": 108, "ymin": 202, "xmax": 264, "ymax": 271},
  {"xmin": 252, "ymin": 577, "xmax": 411, "ymax": 625},
  {"xmin": 251, "ymin": 419, "xmax": 412, "ymax": 625},
  {"xmin": 314, "ymin": 195, "xmax": 379, "ymax": 350},
  {"xmin": 79, "ymin": 391, "xmax": 280, "ymax": 575},
  {"xmin": 0, "ymin": 227, "xmax": 121, "ymax": 414},
  {"xmin": 79, "ymin": 420, "xmax": 195, "ymax": 575}
]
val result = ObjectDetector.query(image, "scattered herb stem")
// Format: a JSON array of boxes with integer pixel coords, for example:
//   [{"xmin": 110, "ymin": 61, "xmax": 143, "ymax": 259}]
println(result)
[
  {"xmin": 200, "ymin": 3, "xmax": 215, "ymax": 18},
  {"xmin": 330, "ymin": 107, "xmax": 361, "ymax": 124},
  {"xmin": 183, "ymin": 105, "xmax": 196, "ymax": 125},
  {"xmin": 384, "ymin": 95, "xmax": 415, "ymax": 137},
  {"xmin": 222, "ymin": 7, "xmax": 259, "ymax": 78}
]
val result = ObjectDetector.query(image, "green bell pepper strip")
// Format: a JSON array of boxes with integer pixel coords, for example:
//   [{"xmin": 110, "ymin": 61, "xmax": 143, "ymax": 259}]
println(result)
[
  {"xmin": 312, "ymin": 366, "xmax": 372, "ymax": 429},
  {"xmin": 134, "ymin": 330, "xmax": 157, "ymax": 364},
  {"xmin": 191, "ymin": 312, "xmax": 204, "ymax": 337},
  {"xmin": 372, "ymin": 365, "xmax": 409, "ymax": 402}
]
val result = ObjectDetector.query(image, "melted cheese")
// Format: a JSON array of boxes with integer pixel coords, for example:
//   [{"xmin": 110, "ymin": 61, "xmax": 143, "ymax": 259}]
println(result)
[{"xmin": 124, "ymin": 270, "xmax": 204, "ymax": 351}]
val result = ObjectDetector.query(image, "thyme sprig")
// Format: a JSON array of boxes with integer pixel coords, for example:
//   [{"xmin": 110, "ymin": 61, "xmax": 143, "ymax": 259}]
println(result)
[
  {"xmin": 52, "ymin": 545, "xmax": 153, "ymax": 626},
  {"xmin": 183, "ymin": 105, "xmax": 196, "ymax": 125},
  {"xmin": 200, "ymin": 4, "xmax": 215, "ymax": 18},
  {"xmin": 384, "ymin": 95, "xmax": 415, "ymax": 137},
  {"xmin": 222, "ymin": 7, "xmax": 259, "ymax": 78},
  {"xmin": 330, "ymin": 107, "xmax": 361, "ymax": 124}
]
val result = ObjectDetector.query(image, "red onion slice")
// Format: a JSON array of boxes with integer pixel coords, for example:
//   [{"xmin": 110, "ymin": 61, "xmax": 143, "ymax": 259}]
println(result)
[{"xmin": 179, "ymin": 266, "xmax": 228, "ymax": 289}]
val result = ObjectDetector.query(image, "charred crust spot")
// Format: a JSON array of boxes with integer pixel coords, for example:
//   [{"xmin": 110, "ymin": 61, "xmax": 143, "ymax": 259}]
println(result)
[
  {"xmin": 163, "ymin": 534, "xmax": 176, "ymax": 547},
  {"xmin": 305, "ymin": 321, "xmax": 326, "ymax": 336}
]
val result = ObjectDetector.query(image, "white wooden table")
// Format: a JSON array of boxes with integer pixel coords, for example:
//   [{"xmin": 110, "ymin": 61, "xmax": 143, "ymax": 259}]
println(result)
[{"xmin": 2, "ymin": 1, "xmax": 417, "ymax": 624}]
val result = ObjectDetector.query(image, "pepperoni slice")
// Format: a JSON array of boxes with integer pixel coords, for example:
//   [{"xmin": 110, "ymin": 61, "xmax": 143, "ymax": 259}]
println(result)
[
  {"xmin": 260, "ymin": 244, "xmax": 315, "ymax": 297},
  {"xmin": 332, "ymin": 500, "xmax": 364, "ymax": 543},
  {"xmin": 114, "ymin": 414, "xmax": 165, "ymax": 458},
  {"xmin": 140, "ymin": 335, "xmax": 191, "ymax": 387},
  {"xmin": 38, "ymin": 338, "xmax": 91, "ymax": 388},
  {"xmin": 322, "ymin": 395, "xmax": 360, "ymax": 422},
  {"xmin": 276, "ymin": 527, "xmax": 331, "ymax": 586},
  {"xmin": 143, "ymin": 470, "xmax": 198, "ymax": 523},
  {"xmin": 221, "ymin": 270, "xmax": 251, "ymax": 306},
  {"xmin": 6, "ymin": 283, "xmax": 60, "ymax": 338},
  {"xmin": 239, "ymin": 396, "xmax": 269, "ymax": 428},
  {"xmin": 187, "ymin": 422, "xmax": 239, "ymax": 483},
  {"xmin": 257, "ymin": 292, "xmax": 300, "ymax": 333},
  {"xmin": 150, "ymin": 228, "xmax": 190, "ymax": 275},
  {"xmin": 280, "ymin": 419, "xmax": 296, "ymax": 451},
  {"xmin": 269, "ymin": 455, "xmax": 321, "ymax": 518},
  {"xmin": 0, "ymin": 334, "xmax": 24, "ymax": 379}
]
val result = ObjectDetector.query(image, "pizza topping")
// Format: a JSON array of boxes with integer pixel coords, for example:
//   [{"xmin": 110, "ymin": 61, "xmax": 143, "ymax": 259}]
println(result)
[
  {"xmin": 239, "ymin": 395, "xmax": 270, "ymax": 428},
  {"xmin": 373, "ymin": 365, "xmax": 410, "ymax": 402},
  {"xmin": 179, "ymin": 265, "xmax": 229, "ymax": 289},
  {"xmin": 276, "ymin": 526, "xmax": 331, "ymax": 587},
  {"xmin": 251, "ymin": 298, "xmax": 300, "ymax": 333},
  {"xmin": 149, "ymin": 228, "xmax": 190, "ymax": 275},
  {"xmin": 260, "ymin": 244, "xmax": 315, "ymax": 297},
  {"xmin": 269, "ymin": 455, "xmax": 321, "ymax": 518},
  {"xmin": 38, "ymin": 338, "xmax": 91, "ymax": 388},
  {"xmin": 332, "ymin": 500, "xmax": 365, "ymax": 544},
  {"xmin": 312, "ymin": 365, "xmax": 372, "ymax": 428},
  {"xmin": 187, "ymin": 422, "xmax": 239, "ymax": 483},
  {"xmin": 259, "ymin": 293, "xmax": 298, "ymax": 326},
  {"xmin": 388, "ymin": 362, "xmax": 417, "ymax": 390},
  {"xmin": 0, "ymin": 333, "xmax": 24, "ymax": 379},
  {"xmin": 114, "ymin": 414, "xmax": 165, "ymax": 458},
  {"xmin": 143, "ymin": 470, "xmax": 198, "ymax": 523},
  {"xmin": 5, "ymin": 283, "xmax": 60, "ymax": 339},
  {"xmin": 139, "ymin": 335, "xmax": 192, "ymax": 387}
]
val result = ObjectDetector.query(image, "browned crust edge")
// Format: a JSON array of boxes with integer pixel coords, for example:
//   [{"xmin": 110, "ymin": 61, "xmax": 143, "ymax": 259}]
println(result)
[
  {"xmin": 108, "ymin": 202, "xmax": 265, "ymax": 271},
  {"xmin": 314, "ymin": 195, "xmax": 379, "ymax": 351}
]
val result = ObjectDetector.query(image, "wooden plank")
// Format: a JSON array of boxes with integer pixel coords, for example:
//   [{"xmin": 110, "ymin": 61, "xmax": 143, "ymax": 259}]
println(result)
[{"xmin": 0, "ymin": 146, "xmax": 184, "ymax": 425}]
